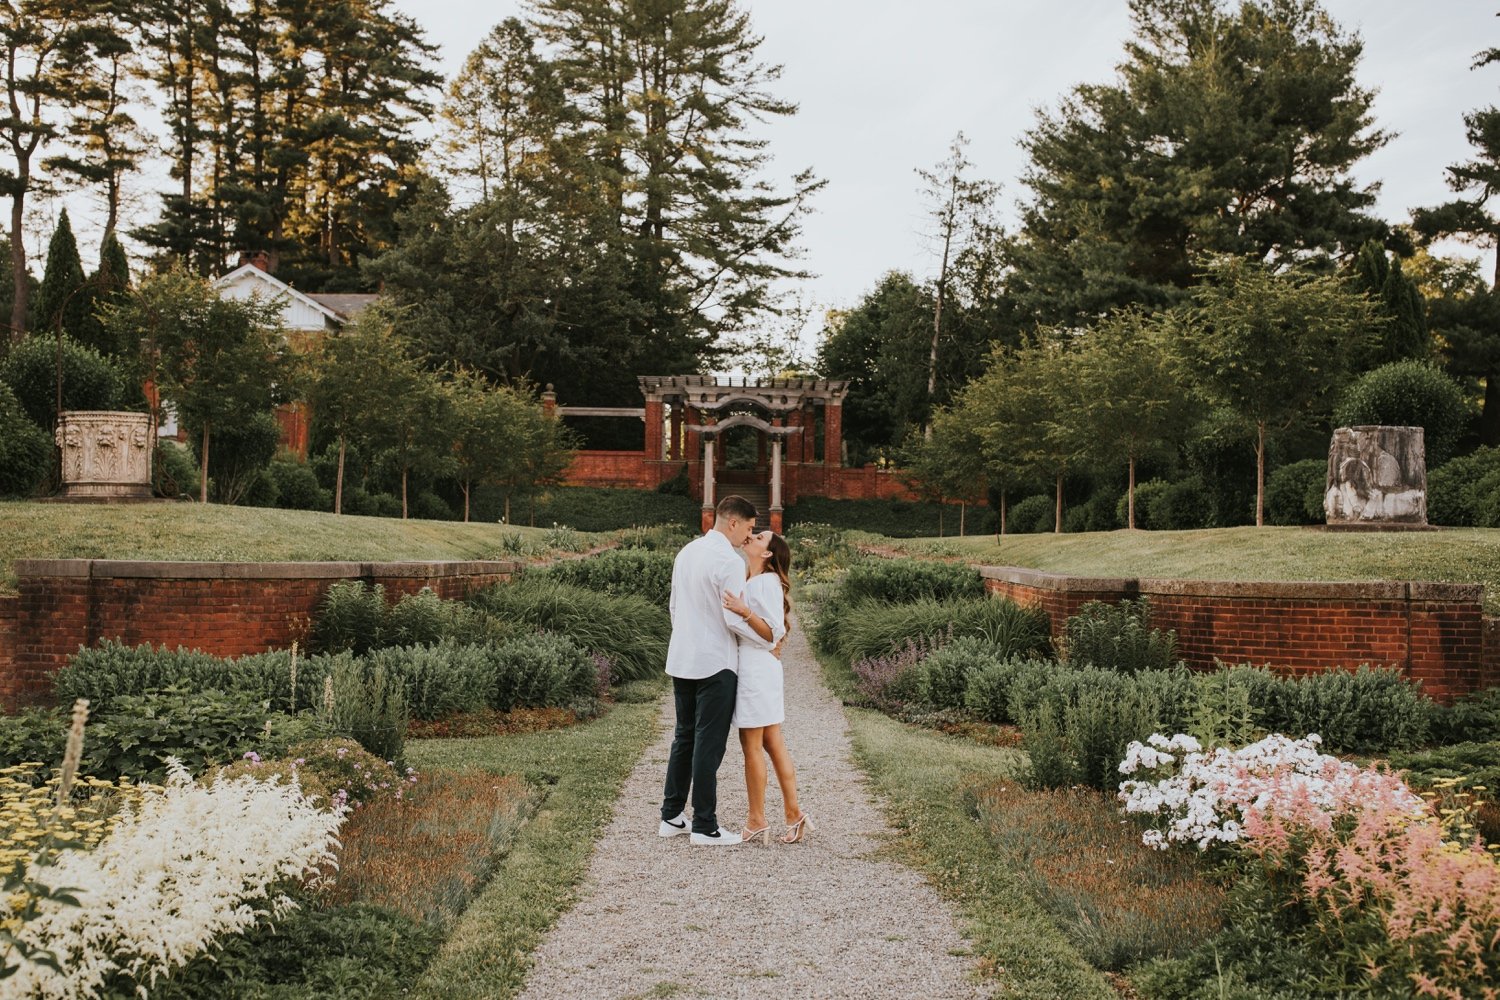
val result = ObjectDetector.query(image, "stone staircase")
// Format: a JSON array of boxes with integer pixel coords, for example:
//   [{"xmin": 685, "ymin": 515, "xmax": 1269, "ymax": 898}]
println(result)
[{"xmin": 722, "ymin": 484, "xmax": 772, "ymax": 531}]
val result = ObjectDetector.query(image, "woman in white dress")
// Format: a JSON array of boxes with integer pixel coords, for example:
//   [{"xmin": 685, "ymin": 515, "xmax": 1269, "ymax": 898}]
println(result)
[{"xmin": 721, "ymin": 531, "xmax": 812, "ymax": 845}]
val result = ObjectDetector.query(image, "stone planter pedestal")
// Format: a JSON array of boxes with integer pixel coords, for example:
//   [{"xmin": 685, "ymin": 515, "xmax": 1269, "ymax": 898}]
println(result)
[
  {"xmin": 54, "ymin": 411, "xmax": 153, "ymax": 500},
  {"xmin": 1325, "ymin": 425, "xmax": 1428, "ymax": 528}
]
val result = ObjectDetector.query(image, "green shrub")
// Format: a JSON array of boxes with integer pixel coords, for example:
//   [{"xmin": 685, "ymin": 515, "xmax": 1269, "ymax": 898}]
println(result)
[
  {"xmin": 838, "ymin": 557, "xmax": 984, "ymax": 605},
  {"xmin": 317, "ymin": 658, "xmax": 408, "ymax": 767},
  {"xmin": 830, "ymin": 595, "xmax": 1050, "ymax": 665},
  {"xmin": 1149, "ymin": 476, "xmax": 1212, "ymax": 530},
  {"xmin": 1264, "ymin": 458, "xmax": 1327, "ymax": 526},
  {"xmin": 412, "ymin": 488, "xmax": 455, "ymax": 521},
  {"xmin": 964, "ymin": 656, "xmax": 1046, "ymax": 725},
  {"xmin": 1431, "ymin": 686, "xmax": 1500, "ymax": 745},
  {"xmin": 612, "ymin": 523, "xmax": 694, "ymax": 551},
  {"xmin": 1007, "ymin": 493, "xmax": 1054, "ymax": 534},
  {"xmin": 0, "ymin": 384, "xmax": 51, "ymax": 497},
  {"xmin": 1064, "ymin": 486, "xmax": 1124, "ymax": 533},
  {"xmin": 916, "ymin": 635, "xmax": 1006, "ymax": 710},
  {"xmin": 84, "ymin": 687, "xmax": 278, "ymax": 781},
  {"xmin": 153, "ymin": 438, "xmax": 200, "ymax": 498},
  {"xmin": 312, "ymin": 580, "xmax": 388, "ymax": 654},
  {"xmin": 1017, "ymin": 664, "xmax": 1196, "ymax": 791},
  {"xmin": 539, "ymin": 548, "xmax": 674, "ymax": 607},
  {"xmin": 1334, "ymin": 360, "xmax": 1471, "ymax": 465},
  {"xmin": 0, "ymin": 332, "xmax": 124, "ymax": 429},
  {"xmin": 488, "ymin": 631, "xmax": 601, "ymax": 712},
  {"xmin": 151, "ymin": 900, "xmax": 442, "ymax": 1000},
  {"xmin": 1429, "ymin": 447, "xmax": 1500, "ymax": 527},
  {"xmin": 55, "ymin": 641, "xmax": 344, "ymax": 717},
  {"xmin": 1062, "ymin": 599, "xmax": 1177, "ymax": 673},
  {"xmin": 363, "ymin": 641, "xmax": 494, "ymax": 721},
  {"xmin": 1116, "ymin": 478, "xmax": 1171, "ymax": 529},
  {"xmin": 530, "ymin": 485, "xmax": 698, "ymax": 531},
  {"xmin": 786, "ymin": 495, "xmax": 998, "ymax": 537},
  {"xmin": 469, "ymin": 577, "xmax": 669, "ymax": 682},
  {"xmin": 267, "ymin": 456, "xmax": 330, "ymax": 511},
  {"xmin": 1188, "ymin": 666, "xmax": 1268, "ymax": 749},
  {"xmin": 184, "ymin": 409, "xmax": 281, "ymax": 505},
  {"xmin": 1254, "ymin": 664, "xmax": 1432, "ymax": 754},
  {"xmin": 0, "ymin": 708, "xmax": 67, "ymax": 772},
  {"xmin": 1388, "ymin": 741, "xmax": 1500, "ymax": 799}
]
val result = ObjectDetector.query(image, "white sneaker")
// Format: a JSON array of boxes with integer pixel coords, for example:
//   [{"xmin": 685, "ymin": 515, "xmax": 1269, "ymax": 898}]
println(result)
[
  {"xmin": 690, "ymin": 827, "xmax": 742, "ymax": 846},
  {"xmin": 658, "ymin": 812, "xmax": 689, "ymax": 837}
]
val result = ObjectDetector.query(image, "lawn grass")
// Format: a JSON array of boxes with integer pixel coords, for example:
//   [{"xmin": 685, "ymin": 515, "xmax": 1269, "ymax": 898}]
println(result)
[
  {"xmin": 0, "ymin": 501, "xmax": 600, "ymax": 594},
  {"xmin": 404, "ymin": 698, "xmax": 660, "ymax": 1000},
  {"xmin": 823, "ymin": 641, "xmax": 1115, "ymax": 999},
  {"xmin": 855, "ymin": 525, "xmax": 1500, "ymax": 613}
]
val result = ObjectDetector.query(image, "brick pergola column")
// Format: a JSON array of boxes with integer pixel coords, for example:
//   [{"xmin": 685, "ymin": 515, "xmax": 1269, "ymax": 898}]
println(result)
[
  {"xmin": 824, "ymin": 398, "xmax": 843, "ymax": 467},
  {"xmin": 802, "ymin": 404, "xmax": 817, "ymax": 463},
  {"xmin": 643, "ymin": 396, "xmax": 665, "ymax": 460}
]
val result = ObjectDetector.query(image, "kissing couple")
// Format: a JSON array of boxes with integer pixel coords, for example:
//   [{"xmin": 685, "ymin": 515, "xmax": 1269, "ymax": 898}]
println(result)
[{"xmin": 657, "ymin": 495, "xmax": 812, "ymax": 846}]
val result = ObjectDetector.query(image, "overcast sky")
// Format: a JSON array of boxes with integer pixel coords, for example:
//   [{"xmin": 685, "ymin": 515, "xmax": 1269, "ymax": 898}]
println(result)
[{"xmin": 389, "ymin": 0, "xmax": 1499, "ymax": 333}]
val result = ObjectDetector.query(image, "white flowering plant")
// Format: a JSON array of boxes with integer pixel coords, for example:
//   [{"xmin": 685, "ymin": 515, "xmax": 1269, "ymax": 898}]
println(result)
[
  {"xmin": 1117, "ymin": 732, "xmax": 1426, "ymax": 852},
  {"xmin": 4, "ymin": 759, "xmax": 343, "ymax": 999}
]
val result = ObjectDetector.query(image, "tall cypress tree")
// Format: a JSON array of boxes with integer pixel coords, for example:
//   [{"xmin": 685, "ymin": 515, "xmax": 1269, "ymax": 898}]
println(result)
[
  {"xmin": 88, "ymin": 232, "xmax": 132, "ymax": 356},
  {"xmin": 34, "ymin": 209, "xmax": 89, "ymax": 341},
  {"xmin": 1349, "ymin": 241, "xmax": 1429, "ymax": 366}
]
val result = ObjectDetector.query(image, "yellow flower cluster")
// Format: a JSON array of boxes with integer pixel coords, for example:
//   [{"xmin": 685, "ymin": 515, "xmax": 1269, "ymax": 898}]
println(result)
[
  {"xmin": 0, "ymin": 763, "xmax": 145, "ymax": 931},
  {"xmin": 1420, "ymin": 776, "xmax": 1500, "ymax": 855}
]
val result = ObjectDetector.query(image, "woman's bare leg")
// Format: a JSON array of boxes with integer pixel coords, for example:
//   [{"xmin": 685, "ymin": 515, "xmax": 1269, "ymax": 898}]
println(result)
[
  {"xmin": 739, "ymin": 727, "xmax": 768, "ymax": 829},
  {"xmin": 761, "ymin": 724, "xmax": 801, "ymax": 823}
]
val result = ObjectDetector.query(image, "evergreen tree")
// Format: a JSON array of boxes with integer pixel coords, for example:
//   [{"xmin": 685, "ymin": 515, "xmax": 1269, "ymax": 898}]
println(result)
[
  {"xmin": 1348, "ymin": 241, "xmax": 1429, "ymax": 366},
  {"xmin": 34, "ymin": 209, "xmax": 89, "ymax": 341},
  {"xmin": 87, "ymin": 232, "xmax": 132, "ymax": 356},
  {"xmin": 1003, "ymin": 0, "xmax": 1386, "ymax": 328},
  {"xmin": 0, "ymin": 2, "xmax": 98, "ymax": 340},
  {"xmin": 529, "ymin": 0, "xmax": 823, "ymax": 370}
]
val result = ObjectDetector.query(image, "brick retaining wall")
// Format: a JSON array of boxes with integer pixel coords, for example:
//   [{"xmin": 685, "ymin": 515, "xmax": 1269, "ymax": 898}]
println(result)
[
  {"xmin": 982, "ymin": 566, "xmax": 1494, "ymax": 703},
  {"xmin": 2, "ymin": 559, "xmax": 517, "ymax": 709}
]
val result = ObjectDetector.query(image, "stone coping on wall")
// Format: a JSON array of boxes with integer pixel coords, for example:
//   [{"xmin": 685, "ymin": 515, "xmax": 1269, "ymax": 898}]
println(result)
[
  {"xmin": 975, "ymin": 564, "xmax": 1484, "ymax": 603},
  {"xmin": 13, "ymin": 558, "xmax": 523, "ymax": 581}
]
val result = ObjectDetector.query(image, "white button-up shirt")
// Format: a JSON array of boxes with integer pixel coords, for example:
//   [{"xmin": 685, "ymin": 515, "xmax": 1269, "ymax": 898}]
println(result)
[{"xmin": 665, "ymin": 529, "xmax": 763, "ymax": 679}]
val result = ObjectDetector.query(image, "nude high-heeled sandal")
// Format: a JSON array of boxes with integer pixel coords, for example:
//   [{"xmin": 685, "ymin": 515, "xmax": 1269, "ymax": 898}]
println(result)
[{"xmin": 779, "ymin": 814, "xmax": 814, "ymax": 844}]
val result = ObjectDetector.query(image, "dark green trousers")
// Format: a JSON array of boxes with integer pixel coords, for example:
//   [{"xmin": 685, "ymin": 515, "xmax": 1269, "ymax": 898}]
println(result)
[{"xmin": 661, "ymin": 669, "xmax": 737, "ymax": 834}]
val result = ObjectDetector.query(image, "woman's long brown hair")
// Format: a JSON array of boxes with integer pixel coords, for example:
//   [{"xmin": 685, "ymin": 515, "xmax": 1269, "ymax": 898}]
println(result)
[{"xmin": 764, "ymin": 533, "xmax": 793, "ymax": 629}]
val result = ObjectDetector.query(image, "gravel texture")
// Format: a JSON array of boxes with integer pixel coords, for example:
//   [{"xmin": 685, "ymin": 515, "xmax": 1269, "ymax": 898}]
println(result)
[{"xmin": 516, "ymin": 621, "xmax": 987, "ymax": 1000}]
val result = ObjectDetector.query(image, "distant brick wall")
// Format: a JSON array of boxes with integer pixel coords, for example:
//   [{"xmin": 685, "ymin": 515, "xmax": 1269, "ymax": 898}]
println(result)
[
  {"xmin": 563, "ymin": 447, "xmax": 920, "ymax": 505},
  {"xmin": 2, "ymin": 559, "xmax": 517, "ymax": 710},
  {"xmin": 981, "ymin": 566, "xmax": 1495, "ymax": 704},
  {"xmin": 563, "ymin": 451, "xmax": 662, "ymax": 489}
]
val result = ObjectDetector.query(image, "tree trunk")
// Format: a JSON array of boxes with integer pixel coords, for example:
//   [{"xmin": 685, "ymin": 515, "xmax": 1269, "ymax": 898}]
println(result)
[
  {"xmin": 462, "ymin": 479, "xmax": 471, "ymax": 522},
  {"xmin": 1256, "ymin": 421, "xmax": 1266, "ymax": 527},
  {"xmin": 938, "ymin": 504, "xmax": 944, "ymax": 537},
  {"xmin": 334, "ymin": 435, "xmax": 345, "ymax": 514},
  {"xmin": 1054, "ymin": 472, "xmax": 1064, "ymax": 534},
  {"xmin": 199, "ymin": 422, "xmax": 211, "ymax": 503},
  {"xmin": 1481, "ymin": 374, "xmax": 1500, "ymax": 447},
  {"xmin": 401, "ymin": 467, "xmax": 409, "ymax": 519},
  {"xmin": 1128, "ymin": 455, "xmax": 1137, "ymax": 530},
  {"xmin": 9, "ymin": 183, "xmax": 28, "ymax": 340},
  {"xmin": 999, "ymin": 490, "xmax": 1007, "ymax": 539},
  {"xmin": 504, "ymin": 493, "xmax": 511, "ymax": 524},
  {"xmin": 959, "ymin": 501, "xmax": 966, "ymax": 537}
]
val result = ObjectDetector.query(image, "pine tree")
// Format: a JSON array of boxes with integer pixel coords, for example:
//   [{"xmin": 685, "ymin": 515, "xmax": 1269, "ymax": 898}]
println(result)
[
  {"xmin": 87, "ymin": 232, "xmax": 132, "ymax": 356},
  {"xmin": 34, "ymin": 209, "xmax": 89, "ymax": 341},
  {"xmin": 1349, "ymin": 241, "xmax": 1430, "ymax": 366},
  {"xmin": 1003, "ymin": 0, "xmax": 1386, "ymax": 328}
]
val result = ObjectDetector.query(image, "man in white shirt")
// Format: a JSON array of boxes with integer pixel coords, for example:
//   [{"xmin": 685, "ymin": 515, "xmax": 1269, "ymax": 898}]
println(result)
[{"xmin": 659, "ymin": 495, "xmax": 764, "ymax": 846}]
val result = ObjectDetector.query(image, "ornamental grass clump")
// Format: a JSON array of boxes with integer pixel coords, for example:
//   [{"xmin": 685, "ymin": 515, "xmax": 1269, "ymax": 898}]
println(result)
[
  {"xmin": 323, "ymin": 771, "xmax": 538, "ymax": 927},
  {"xmin": 5, "ymin": 759, "xmax": 342, "ymax": 999},
  {"xmin": 832, "ymin": 595, "xmax": 1049, "ymax": 665},
  {"xmin": 969, "ymin": 780, "xmax": 1224, "ymax": 970}
]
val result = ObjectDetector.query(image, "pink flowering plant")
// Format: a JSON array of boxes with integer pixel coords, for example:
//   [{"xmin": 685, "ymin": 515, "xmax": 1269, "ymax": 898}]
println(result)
[{"xmin": 1119, "ymin": 731, "xmax": 1500, "ymax": 996}]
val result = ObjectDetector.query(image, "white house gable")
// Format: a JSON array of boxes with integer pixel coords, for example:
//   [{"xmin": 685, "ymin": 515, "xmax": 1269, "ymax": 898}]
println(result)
[{"xmin": 213, "ymin": 264, "xmax": 343, "ymax": 332}]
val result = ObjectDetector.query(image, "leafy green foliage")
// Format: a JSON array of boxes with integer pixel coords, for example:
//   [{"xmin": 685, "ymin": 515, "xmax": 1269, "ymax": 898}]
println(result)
[
  {"xmin": 0, "ymin": 333, "xmax": 125, "ymax": 430},
  {"xmin": 1431, "ymin": 686, "xmax": 1500, "ymax": 745},
  {"xmin": 964, "ymin": 657, "xmax": 1048, "ymax": 726},
  {"xmin": 311, "ymin": 581, "xmax": 388, "ymax": 655},
  {"xmin": 1264, "ymin": 459, "xmax": 1327, "ymax": 526},
  {"xmin": 84, "ymin": 687, "xmax": 278, "ymax": 781},
  {"xmin": 787, "ymin": 495, "xmax": 997, "ymax": 537},
  {"xmin": 1389, "ymin": 741, "xmax": 1500, "ymax": 799},
  {"xmin": 152, "ymin": 439, "xmax": 200, "ymax": 499},
  {"xmin": 528, "ymin": 486, "xmax": 698, "ymax": 532},
  {"xmin": 364, "ymin": 641, "xmax": 494, "ymax": 721},
  {"xmin": 840, "ymin": 558, "xmax": 985, "ymax": 605},
  {"xmin": 185, "ymin": 409, "xmax": 282, "ymax": 506},
  {"xmin": 1333, "ymin": 360, "xmax": 1471, "ymax": 465},
  {"xmin": 537, "ymin": 548, "xmax": 673, "ymax": 607},
  {"xmin": 317, "ymin": 657, "xmax": 408, "ymax": 767},
  {"xmin": 1062, "ymin": 599, "xmax": 1177, "ymax": 673},
  {"xmin": 1427, "ymin": 447, "xmax": 1500, "ymax": 526},
  {"xmin": 266, "ymin": 456, "xmax": 330, "ymax": 512},
  {"xmin": 918, "ymin": 635, "xmax": 1007, "ymax": 711},
  {"xmin": 1006, "ymin": 494, "xmax": 1055, "ymax": 534},
  {"xmin": 487, "ymin": 632, "xmax": 600, "ymax": 713},
  {"xmin": 0, "ymin": 384, "xmax": 50, "ymax": 497},
  {"xmin": 824, "ymin": 595, "xmax": 1050, "ymax": 665},
  {"xmin": 469, "ymin": 577, "xmax": 669, "ymax": 682},
  {"xmin": 1215, "ymin": 663, "xmax": 1432, "ymax": 754}
]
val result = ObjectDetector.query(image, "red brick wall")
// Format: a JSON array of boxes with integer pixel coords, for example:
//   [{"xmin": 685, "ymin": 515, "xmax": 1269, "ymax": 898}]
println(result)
[
  {"xmin": 2, "ymin": 559, "xmax": 517, "ymax": 710},
  {"xmin": 563, "ymin": 451, "xmax": 666, "ymax": 489},
  {"xmin": 563, "ymin": 448, "xmax": 920, "ymax": 504},
  {"xmin": 982, "ymin": 567, "xmax": 1495, "ymax": 703},
  {"xmin": 0, "ymin": 598, "xmax": 15, "ymax": 701}
]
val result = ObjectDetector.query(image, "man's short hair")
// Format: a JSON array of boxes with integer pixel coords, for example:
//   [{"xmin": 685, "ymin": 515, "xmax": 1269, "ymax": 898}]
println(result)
[{"xmin": 716, "ymin": 495, "xmax": 758, "ymax": 522}]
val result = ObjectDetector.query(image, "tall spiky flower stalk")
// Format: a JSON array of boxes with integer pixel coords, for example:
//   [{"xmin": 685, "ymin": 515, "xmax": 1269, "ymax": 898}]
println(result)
[{"xmin": 55, "ymin": 698, "xmax": 90, "ymax": 810}]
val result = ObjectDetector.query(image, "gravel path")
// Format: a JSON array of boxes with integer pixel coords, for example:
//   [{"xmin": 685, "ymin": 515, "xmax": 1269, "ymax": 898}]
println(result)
[{"xmin": 516, "ymin": 621, "xmax": 987, "ymax": 1000}]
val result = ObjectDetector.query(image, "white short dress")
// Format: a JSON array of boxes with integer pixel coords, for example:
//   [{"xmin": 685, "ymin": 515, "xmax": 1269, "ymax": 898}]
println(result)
[{"xmin": 732, "ymin": 572, "xmax": 788, "ymax": 729}]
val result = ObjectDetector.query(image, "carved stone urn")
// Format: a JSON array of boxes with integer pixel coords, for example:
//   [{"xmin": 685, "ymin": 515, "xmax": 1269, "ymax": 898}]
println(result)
[
  {"xmin": 1325, "ymin": 425, "xmax": 1427, "ymax": 527},
  {"xmin": 54, "ymin": 411, "xmax": 153, "ymax": 500}
]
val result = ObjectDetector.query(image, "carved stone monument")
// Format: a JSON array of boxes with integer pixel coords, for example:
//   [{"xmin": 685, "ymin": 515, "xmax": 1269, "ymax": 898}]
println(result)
[
  {"xmin": 1325, "ymin": 425, "xmax": 1427, "ymax": 527},
  {"xmin": 54, "ymin": 411, "xmax": 153, "ymax": 500}
]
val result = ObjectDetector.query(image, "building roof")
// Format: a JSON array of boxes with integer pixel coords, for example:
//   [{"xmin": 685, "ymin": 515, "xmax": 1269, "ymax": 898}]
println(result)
[
  {"xmin": 214, "ymin": 264, "xmax": 346, "ymax": 327},
  {"xmin": 307, "ymin": 293, "xmax": 380, "ymax": 321}
]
